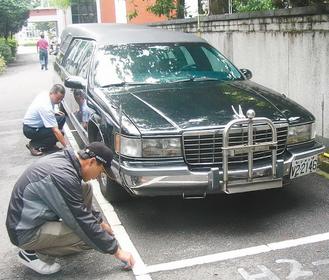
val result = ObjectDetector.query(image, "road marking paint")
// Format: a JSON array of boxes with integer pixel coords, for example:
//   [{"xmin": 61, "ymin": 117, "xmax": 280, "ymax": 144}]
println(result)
[
  {"xmin": 64, "ymin": 124, "xmax": 151, "ymax": 279},
  {"xmin": 267, "ymin": 232, "xmax": 329, "ymax": 250},
  {"xmin": 143, "ymin": 245, "xmax": 270, "ymax": 274},
  {"xmin": 142, "ymin": 232, "xmax": 329, "ymax": 275},
  {"xmin": 312, "ymin": 259, "xmax": 329, "ymax": 266}
]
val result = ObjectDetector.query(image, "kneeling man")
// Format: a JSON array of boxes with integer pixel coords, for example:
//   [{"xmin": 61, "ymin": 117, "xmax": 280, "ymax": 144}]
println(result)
[{"xmin": 23, "ymin": 84, "xmax": 68, "ymax": 156}]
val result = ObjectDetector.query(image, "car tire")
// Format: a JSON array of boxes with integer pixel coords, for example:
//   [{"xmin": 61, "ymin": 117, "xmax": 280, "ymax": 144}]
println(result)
[
  {"xmin": 93, "ymin": 129, "xmax": 131, "ymax": 203},
  {"xmin": 98, "ymin": 172, "xmax": 131, "ymax": 203}
]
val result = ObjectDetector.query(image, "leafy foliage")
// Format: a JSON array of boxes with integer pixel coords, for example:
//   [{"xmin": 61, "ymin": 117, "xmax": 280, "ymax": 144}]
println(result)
[
  {"xmin": 233, "ymin": 0, "xmax": 275, "ymax": 12},
  {"xmin": 0, "ymin": 39, "xmax": 13, "ymax": 63},
  {"xmin": 49, "ymin": 0, "xmax": 71, "ymax": 9},
  {"xmin": 147, "ymin": 0, "xmax": 177, "ymax": 17},
  {"xmin": 0, "ymin": 0, "xmax": 30, "ymax": 39},
  {"xmin": 0, "ymin": 55, "xmax": 6, "ymax": 74},
  {"xmin": 6, "ymin": 38, "xmax": 18, "ymax": 57}
]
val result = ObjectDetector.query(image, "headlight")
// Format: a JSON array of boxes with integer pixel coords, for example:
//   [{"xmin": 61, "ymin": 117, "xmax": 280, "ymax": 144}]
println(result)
[
  {"xmin": 115, "ymin": 134, "xmax": 141, "ymax": 157},
  {"xmin": 287, "ymin": 123, "xmax": 315, "ymax": 145},
  {"xmin": 142, "ymin": 138, "xmax": 182, "ymax": 157},
  {"xmin": 115, "ymin": 135, "xmax": 182, "ymax": 158}
]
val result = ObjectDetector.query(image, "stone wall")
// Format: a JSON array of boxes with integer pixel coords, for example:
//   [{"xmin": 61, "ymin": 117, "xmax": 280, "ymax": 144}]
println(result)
[{"xmin": 150, "ymin": 5, "xmax": 329, "ymax": 146}]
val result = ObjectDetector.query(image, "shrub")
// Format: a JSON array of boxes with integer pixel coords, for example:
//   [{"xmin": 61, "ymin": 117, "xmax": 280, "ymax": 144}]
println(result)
[
  {"xmin": 233, "ymin": 0, "xmax": 275, "ymax": 12},
  {"xmin": 0, "ymin": 55, "xmax": 6, "ymax": 74},
  {"xmin": 0, "ymin": 40, "xmax": 12, "ymax": 63},
  {"xmin": 6, "ymin": 38, "xmax": 18, "ymax": 57}
]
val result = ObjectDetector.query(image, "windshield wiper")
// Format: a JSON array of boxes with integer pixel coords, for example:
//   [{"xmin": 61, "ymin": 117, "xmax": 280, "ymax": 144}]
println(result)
[
  {"xmin": 169, "ymin": 76, "xmax": 220, "ymax": 84},
  {"xmin": 101, "ymin": 81, "xmax": 156, "ymax": 88}
]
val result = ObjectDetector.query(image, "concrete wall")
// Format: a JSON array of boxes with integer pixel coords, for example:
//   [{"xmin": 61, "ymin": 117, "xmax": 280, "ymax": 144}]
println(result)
[{"xmin": 150, "ymin": 5, "xmax": 329, "ymax": 146}]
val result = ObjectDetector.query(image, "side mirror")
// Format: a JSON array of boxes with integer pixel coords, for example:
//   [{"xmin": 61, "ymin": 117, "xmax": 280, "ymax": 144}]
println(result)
[
  {"xmin": 240, "ymin": 69, "xmax": 252, "ymax": 80},
  {"xmin": 64, "ymin": 76, "xmax": 86, "ymax": 89}
]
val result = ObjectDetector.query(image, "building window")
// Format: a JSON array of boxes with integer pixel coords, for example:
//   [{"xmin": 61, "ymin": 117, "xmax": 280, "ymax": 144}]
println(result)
[{"xmin": 71, "ymin": 0, "xmax": 97, "ymax": 23}]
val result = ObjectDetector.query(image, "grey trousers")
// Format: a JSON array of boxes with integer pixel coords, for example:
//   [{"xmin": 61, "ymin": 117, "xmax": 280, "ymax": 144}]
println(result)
[{"xmin": 20, "ymin": 182, "xmax": 93, "ymax": 257}]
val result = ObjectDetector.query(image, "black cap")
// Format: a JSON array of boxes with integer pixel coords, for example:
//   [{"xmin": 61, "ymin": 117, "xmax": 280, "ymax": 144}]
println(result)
[{"xmin": 81, "ymin": 142, "xmax": 114, "ymax": 178}]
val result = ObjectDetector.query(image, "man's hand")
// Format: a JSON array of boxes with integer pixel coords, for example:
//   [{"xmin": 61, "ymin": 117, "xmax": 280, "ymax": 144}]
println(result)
[
  {"xmin": 55, "ymin": 111, "xmax": 65, "ymax": 116},
  {"xmin": 52, "ymin": 127, "xmax": 68, "ymax": 148},
  {"xmin": 100, "ymin": 221, "xmax": 114, "ymax": 236},
  {"xmin": 114, "ymin": 248, "xmax": 135, "ymax": 270}
]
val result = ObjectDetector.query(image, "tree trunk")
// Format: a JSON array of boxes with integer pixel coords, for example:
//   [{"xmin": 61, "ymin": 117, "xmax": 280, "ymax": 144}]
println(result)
[{"xmin": 176, "ymin": 0, "xmax": 185, "ymax": 18}]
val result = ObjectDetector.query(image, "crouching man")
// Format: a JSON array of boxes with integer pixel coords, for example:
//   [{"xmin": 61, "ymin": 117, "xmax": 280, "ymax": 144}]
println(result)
[
  {"xmin": 6, "ymin": 142, "xmax": 134, "ymax": 275},
  {"xmin": 23, "ymin": 84, "xmax": 68, "ymax": 156}
]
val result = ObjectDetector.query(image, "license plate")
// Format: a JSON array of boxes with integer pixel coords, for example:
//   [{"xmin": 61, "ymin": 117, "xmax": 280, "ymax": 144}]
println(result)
[{"xmin": 290, "ymin": 155, "xmax": 318, "ymax": 179}]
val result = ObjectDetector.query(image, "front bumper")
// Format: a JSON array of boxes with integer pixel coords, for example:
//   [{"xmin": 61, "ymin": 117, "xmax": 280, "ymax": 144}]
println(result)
[{"xmin": 111, "ymin": 141, "xmax": 325, "ymax": 197}]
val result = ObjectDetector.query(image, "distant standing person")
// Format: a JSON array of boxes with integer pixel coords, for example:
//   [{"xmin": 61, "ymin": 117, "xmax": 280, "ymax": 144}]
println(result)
[
  {"xmin": 36, "ymin": 34, "xmax": 49, "ymax": 70},
  {"xmin": 23, "ymin": 84, "xmax": 68, "ymax": 156}
]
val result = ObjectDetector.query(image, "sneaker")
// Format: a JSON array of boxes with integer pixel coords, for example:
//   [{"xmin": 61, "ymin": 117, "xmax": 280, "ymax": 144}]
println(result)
[
  {"xmin": 18, "ymin": 250, "xmax": 61, "ymax": 275},
  {"xmin": 25, "ymin": 143, "xmax": 43, "ymax": 156},
  {"xmin": 41, "ymin": 65, "xmax": 44, "ymax": 70}
]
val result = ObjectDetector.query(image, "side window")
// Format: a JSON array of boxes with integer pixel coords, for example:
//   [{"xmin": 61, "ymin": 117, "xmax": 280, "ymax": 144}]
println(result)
[
  {"xmin": 58, "ymin": 34, "xmax": 72, "ymax": 65},
  {"xmin": 60, "ymin": 34, "xmax": 72, "ymax": 53},
  {"xmin": 76, "ymin": 41, "xmax": 94, "ymax": 79},
  {"xmin": 179, "ymin": 46, "xmax": 196, "ymax": 66},
  {"xmin": 201, "ymin": 46, "xmax": 223, "ymax": 72},
  {"xmin": 62, "ymin": 39, "xmax": 81, "ymax": 73},
  {"xmin": 201, "ymin": 46, "xmax": 242, "ymax": 78}
]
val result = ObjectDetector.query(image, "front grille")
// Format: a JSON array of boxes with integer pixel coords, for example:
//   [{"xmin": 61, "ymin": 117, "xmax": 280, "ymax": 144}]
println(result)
[{"xmin": 183, "ymin": 124, "xmax": 288, "ymax": 166}]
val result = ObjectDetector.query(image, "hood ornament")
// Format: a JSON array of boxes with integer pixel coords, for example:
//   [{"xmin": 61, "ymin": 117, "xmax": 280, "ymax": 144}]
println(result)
[
  {"xmin": 231, "ymin": 105, "xmax": 256, "ymax": 120},
  {"xmin": 231, "ymin": 105, "xmax": 245, "ymax": 119}
]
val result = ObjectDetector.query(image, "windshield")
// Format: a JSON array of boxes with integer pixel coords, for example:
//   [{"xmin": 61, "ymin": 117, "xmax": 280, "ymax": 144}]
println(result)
[{"xmin": 93, "ymin": 43, "xmax": 243, "ymax": 87}]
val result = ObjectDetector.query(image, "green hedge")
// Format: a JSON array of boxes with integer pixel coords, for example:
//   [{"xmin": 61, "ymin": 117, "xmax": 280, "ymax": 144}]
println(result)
[
  {"xmin": 0, "ymin": 41, "xmax": 12, "ymax": 63},
  {"xmin": 0, "ymin": 38, "xmax": 18, "ymax": 63},
  {"xmin": 6, "ymin": 38, "xmax": 18, "ymax": 57},
  {"xmin": 0, "ymin": 55, "xmax": 6, "ymax": 74}
]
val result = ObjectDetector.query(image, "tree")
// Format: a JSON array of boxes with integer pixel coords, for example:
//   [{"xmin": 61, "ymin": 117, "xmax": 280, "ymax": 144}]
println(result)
[
  {"xmin": 147, "ymin": 0, "xmax": 178, "ymax": 18},
  {"xmin": 49, "ymin": 0, "xmax": 71, "ymax": 26},
  {"xmin": 0, "ymin": 0, "xmax": 30, "ymax": 39}
]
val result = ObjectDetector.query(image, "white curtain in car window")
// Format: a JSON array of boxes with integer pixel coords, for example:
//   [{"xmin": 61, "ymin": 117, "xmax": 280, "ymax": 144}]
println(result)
[{"xmin": 115, "ymin": 0, "xmax": 127, "ymax": 23}]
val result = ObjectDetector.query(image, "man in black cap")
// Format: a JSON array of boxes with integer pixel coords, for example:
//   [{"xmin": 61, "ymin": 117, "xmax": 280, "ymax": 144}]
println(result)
[{"xmin": 6, "ymin": 142, "xmax": 134, "ymax": 275}]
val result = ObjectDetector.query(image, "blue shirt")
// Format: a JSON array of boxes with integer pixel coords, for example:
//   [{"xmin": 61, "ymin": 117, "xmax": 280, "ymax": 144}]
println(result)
[{"xmin": 23, "ymin": 92, "xmax": 57, "ymax": 128}]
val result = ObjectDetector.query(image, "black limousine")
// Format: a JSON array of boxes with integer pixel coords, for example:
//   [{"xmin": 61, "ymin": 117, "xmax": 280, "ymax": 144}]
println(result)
[{"xmin": 53, "ymin": 23, "xmax": 325, "ymax": 202}]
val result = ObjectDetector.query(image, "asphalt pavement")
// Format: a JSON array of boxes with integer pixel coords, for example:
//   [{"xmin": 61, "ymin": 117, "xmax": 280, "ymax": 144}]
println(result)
[{"xmin": 0, "ymin": 48, "xmax": 134, "ymax": 280}]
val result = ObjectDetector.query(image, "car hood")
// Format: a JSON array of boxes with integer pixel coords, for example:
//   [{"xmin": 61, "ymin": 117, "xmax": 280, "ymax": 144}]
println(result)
[{"xmin": 103, "ymin": 80, "xmax": 314, "ymax": 134}]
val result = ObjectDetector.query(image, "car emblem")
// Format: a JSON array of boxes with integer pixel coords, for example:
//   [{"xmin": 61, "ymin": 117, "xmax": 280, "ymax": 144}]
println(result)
[{"xmin": 231, "ymin": 105, "xmax": 246, "ymax": 119}]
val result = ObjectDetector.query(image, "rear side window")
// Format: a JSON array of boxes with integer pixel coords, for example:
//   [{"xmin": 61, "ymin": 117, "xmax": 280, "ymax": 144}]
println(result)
[
  {"xmin": 62, "ymin": 39, "xmax": 81, "ymax": 75},
  {"xmin": 62, "ymin": 39, "xmax": 94, "ymax": 77},
  {"xmin": 60, "ymin": 34, "xmax": 72, "ymax": 53},
  {"xmin": 76, "ymin": 41, "xmax": 94, "ymax": 78}
]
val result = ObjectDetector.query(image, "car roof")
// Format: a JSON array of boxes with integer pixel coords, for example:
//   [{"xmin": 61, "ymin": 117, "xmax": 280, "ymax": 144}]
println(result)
[{"xmin": 61, "ymin": 23, "xmax": 207, "ymax": 45}]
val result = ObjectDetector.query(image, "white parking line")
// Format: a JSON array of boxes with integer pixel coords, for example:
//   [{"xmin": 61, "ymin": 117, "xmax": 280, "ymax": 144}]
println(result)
[
  {"xmin": 141, "ymin": 232, "xmax": 329, "ymax": 275},
  {"xmin": 64, "ymin": 124, "xmax": 152, "ymax": 279}
]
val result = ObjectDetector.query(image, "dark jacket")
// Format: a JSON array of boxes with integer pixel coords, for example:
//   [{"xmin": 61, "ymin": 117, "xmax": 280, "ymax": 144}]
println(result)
[{"xmin": 6, "ymin": 148, "xmax": 118, "ymax": 254}]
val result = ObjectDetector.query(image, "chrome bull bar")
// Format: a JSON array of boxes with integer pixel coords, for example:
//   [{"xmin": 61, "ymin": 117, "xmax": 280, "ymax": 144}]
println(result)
[{"xmin": 221, "ymin": 114, "xmax": 280, "ymax": 193}]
